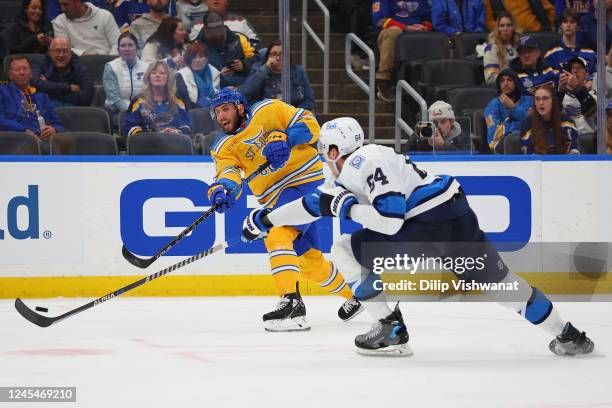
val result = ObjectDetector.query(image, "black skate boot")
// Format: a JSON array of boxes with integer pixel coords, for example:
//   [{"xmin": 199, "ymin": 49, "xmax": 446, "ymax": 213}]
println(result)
[
  {"xmin": 549, "ymin": 322, "xmax": 594, "ymax": 356},
  {"xmin": 338, "ymin": 296, "xmax": 365, "ymax": 322},
  {"xmin": 263, "ymin": 290, "xmax": 310, "ymax": 332},
  {"xmin": 354, "ymin": 304, "xmax": 413, "ymax": 356}
]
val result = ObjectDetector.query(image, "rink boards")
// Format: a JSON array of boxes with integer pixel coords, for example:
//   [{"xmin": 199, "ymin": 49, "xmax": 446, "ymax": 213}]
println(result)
[{"xmin": 0, "ymin": 156, "xmax": 611, "ymax": 298}]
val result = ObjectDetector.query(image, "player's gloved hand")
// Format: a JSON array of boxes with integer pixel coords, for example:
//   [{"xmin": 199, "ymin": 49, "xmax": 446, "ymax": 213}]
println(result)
[
  {"xmin": 319, "ymin": 187, "xmax": 357, "ymax": 219},
  {"xmin": 207, "ymin": 182, "xmax": 237, "ymax": 213},
  {"xmin": 241, "ymin": 208, "xmax": 273, "ymax": 242},
  {"xmin": 262, "ymin": 131, "xmax": 290, "ymax": 171}
]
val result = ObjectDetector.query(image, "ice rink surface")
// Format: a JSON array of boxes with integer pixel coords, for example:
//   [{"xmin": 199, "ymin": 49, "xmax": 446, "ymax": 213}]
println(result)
[{"xmin": 1, "ymin": 296, "xmax": 611, "ymax": 408}]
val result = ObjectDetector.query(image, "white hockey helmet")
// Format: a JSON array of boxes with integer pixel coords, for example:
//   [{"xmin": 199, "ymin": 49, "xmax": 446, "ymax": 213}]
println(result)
[{"xmin": 318, "ymin": 117, "xmax": 364, "ymax": 175}]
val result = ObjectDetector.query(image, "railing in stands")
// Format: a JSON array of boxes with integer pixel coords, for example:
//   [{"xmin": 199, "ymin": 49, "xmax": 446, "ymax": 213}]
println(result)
[
  {"xmin": 301, "ymin": 0, "xmax": 329, "ymax": 113},
  {"xmin": 345, "ymin": 33, "xmax": 375, "ymax": 143},
  {"xmin": 394, "ymin": 80, "xmax": 427, "ymax": 153}
]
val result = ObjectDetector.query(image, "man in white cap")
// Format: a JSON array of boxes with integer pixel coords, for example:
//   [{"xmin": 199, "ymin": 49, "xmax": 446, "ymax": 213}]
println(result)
[{"xmin": 410, "ymin": 100, "xmax": 472, "ymax": 153}]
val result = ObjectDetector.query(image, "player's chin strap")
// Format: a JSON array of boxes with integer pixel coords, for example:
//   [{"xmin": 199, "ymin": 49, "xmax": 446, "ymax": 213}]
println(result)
[
  {"xmin": 121, "ymin": 162, "xmax": 271, "ymax": 269},
  {"xmin": 15, "ymin": 236, "xmax": 245, "ymax": 328}
]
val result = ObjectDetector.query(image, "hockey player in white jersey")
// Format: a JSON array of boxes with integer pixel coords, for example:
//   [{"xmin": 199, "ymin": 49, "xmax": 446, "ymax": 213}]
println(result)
[{"xmin": 241, "ymin": 117, "xmax": 595, "ymax": 357}]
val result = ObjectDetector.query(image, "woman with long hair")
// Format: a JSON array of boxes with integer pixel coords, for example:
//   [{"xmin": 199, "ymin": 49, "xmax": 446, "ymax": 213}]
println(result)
[
  {"xmin": 142, "ymin": 16, "xmax": 187, "ymax": 69},
  {"xmin": 7, "ymin": 0, "xmax": 53, "ymax": 54},
  {"xmin": 483, "ymin": 12, "xmax": 522, "ymax": 85},
  {"xmin": 175, "ymin": 42, "xmax": 220, "ymax": 110},
  {"xmin": 124, "ymin": 60, "xmax": 192, "ymax": 136},
  {"xmin": 103, "ymin": 32, "xmax": 149, "ymax": 115},
  {"xmin": 241, "ymin": 40, "xmax": 315, "ymax": 112},
  {"xmin": 520, "ymin": 85, "xmax": 579, "ymax": 154}
]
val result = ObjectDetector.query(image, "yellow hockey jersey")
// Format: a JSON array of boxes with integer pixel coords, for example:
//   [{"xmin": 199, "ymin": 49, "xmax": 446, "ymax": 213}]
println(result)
[{"xmin": 210, "ymin": 99, "xmax": 323, "ymax": 208}]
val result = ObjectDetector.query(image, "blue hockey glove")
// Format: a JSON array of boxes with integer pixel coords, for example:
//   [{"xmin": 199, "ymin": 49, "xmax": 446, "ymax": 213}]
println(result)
[
  {"xmin": 262, "ymin": 131, "xmax": 290, "ymax": 171},
  {"xmin": 242, "ymin": 208, "xmax": 273, "ymax": 242},
  {"xmin": 207, "ymin": 182, "xmax": 237, "ymax": 213},
  {"xmin": 319, "ymin": 187, "xmax": 357, "ymax": 220}
]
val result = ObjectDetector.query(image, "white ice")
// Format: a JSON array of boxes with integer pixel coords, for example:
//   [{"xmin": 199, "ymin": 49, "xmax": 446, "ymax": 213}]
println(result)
[{"xmin": 1, "ymin": 296, "xmax": 611, "ymax": 408}]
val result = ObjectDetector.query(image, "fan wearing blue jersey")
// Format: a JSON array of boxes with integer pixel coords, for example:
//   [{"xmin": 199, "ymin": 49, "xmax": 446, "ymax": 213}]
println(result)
[{"xmin": 241, "ymin": 117, "xmax": 595, "ymax": 357}]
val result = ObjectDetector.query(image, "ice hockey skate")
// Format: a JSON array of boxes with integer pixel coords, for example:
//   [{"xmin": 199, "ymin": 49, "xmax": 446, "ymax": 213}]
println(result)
[
  {"xmin": 263, "ymin": 292, "xmax": 310, "ymax": 332},
  {"xmin": 338, "ymin": 296, "xmax": 365, "ymax": 322},
  {"xmin": 354, "ymin": 304, "xmax": 413, "ymax": 356},
  {"xmin": 549, "ymin": 322, "xmax": 594, "ymax": 356}
]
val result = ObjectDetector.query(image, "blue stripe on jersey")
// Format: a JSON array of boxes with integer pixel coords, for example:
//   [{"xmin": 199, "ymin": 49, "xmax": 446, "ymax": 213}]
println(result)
[
  {"xmin": 405, "ymin": 175, "xmax": 454, "ymax": 212},
  {"xmin": 286, "ymin": 122, "xmax": 313, "ymax": 147},
  {"xmin": 373, "ymin": 192, "xmax": 406, "ymax": 219}
]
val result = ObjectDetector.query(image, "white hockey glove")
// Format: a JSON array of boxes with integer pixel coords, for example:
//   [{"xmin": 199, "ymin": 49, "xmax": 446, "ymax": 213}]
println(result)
[
  {"xmin": 241, "ymin": 208, "xmax": 273, "ymax": 242},
  {"xmin": 318, "ymin": 187, "xmax": 357, "ymax": 220}
]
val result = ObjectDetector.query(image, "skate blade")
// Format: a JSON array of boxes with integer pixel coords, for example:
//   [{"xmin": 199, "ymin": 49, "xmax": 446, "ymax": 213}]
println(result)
[
  {"xmin": 264, "ymin": 316, "xmax": 311, "ymax": 332},
  {"xmin": 549, "ymin": 341, "xmax": 595, "ymax": 357},
  {"xmin": 355, "ymin": 343, "xmax": 414, "ymax": 357},
  {"xmin": 341, "ymin": 304, "xmax": 365, "ymax": 322}
]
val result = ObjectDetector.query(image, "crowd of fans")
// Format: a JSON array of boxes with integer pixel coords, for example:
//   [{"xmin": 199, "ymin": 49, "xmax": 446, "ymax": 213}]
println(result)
[{"xmin": 0, "ymin": 0, "xmax": 610, "ymax": 155}]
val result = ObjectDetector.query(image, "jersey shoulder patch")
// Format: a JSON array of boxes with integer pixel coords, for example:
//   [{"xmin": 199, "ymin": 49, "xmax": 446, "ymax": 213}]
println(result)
[{"xmin": 348, "ymin": 154, "xmax": 366, "ymax": 169}]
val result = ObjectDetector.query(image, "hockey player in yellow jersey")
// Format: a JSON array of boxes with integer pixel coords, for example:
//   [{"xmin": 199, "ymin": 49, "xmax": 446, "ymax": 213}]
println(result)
[{"xmin": 206, "ymin": 87, "xmax": 364, "ymax": 331}]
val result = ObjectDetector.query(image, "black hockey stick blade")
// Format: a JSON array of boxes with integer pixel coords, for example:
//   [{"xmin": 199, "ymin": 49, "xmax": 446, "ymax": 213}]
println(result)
[
  {"xmin": 121, "ymin": 161, "xmax": 270, "ymax": 269},
  {"xmin": 121, "ymin": 244, "xmax": 156, "ymax": 268},
  {"xmin": 15, "ymin": 298, "xmax": 56, "ymax": 328}
]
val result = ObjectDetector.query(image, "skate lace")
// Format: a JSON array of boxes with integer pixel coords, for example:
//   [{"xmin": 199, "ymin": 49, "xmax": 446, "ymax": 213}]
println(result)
[
  {"xmin": 342, "ymin": 298, "xmax": 358, "ymax": 313},
  {"xmin": 365, "ymin": 322, "xmax": 383, "ymax": 340},
  {"xmin": 272, "ymin": 297, "xmax": 291, "ymax": 313}
]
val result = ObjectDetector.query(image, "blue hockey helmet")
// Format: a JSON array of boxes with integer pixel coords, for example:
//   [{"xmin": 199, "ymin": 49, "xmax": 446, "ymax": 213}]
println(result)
[{"xmin": 208, "ymin": 87, "xmax": 249, "ymax": 120}]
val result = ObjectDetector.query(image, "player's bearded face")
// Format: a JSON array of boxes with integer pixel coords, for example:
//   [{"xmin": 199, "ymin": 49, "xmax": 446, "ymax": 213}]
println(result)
[{"xmin": 214, "ymin": 103, "xmax": 245, "ymax": 133}]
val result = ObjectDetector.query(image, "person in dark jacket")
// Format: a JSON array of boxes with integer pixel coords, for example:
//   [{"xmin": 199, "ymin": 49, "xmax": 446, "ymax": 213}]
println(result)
[
  {"xmin": 484, "ymin": 68, "xmax": 533, "ymax": 153},
  {"xmin": 6, "ymin": 0, "xmax": 53, "ymax": 54},
  {"xmin": 509, "ymin": 35, "xmax": 563, "ymax": 96},
  {"xmin": 241, "ymin": 41, "xmax": 315, "ymax": 112},
  {"xmin": 431, "ymin": 0, "xmax": 486, "ymax": 38},
  {"xmin": 31, "ymin": 37, "xmax": 94, "ymax": 108},
  {"xmin": 196, "ymin": 11, "xmax": 256, "ymax": 88},
  {"xmin": 0, "ymin": 55, "xmax": 65, "ymax": 153}
]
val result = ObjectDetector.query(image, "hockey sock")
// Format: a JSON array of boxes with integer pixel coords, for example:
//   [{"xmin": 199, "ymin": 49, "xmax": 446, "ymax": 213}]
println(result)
[
  {"xmin": 486, "ymin": 271, "xmax": 566, "ymax": 336},
  {"xmin": 265, "ymin": 226, "xmax": 301, "ymax": 295},
  {"xmin": 363, "ymin": 292, "xmax": 393, "ymax": 321},
  {"xmin": 299, "ymin": 248, "xmax": 353, "ymax": 299}
]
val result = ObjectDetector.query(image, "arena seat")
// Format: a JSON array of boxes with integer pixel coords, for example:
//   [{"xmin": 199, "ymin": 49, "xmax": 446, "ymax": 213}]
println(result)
[
  {"xmin": 79, "ymin": 55, "xmax": 116, "ymax": 85},
  {"xmin": 127, "ymin": 132, "xmax": 194, "ymax": 155},
  {"xmin": 0, "ymin": 131, "xmax": 40, "ymax": 154},
  {"xmin": 189, "ymin": 108, "xmax": 220, "ymax": 135},
  {"xmin": 50, "ymin": 132, "xmax": 118, "ymax": 155},
  {"xmin": 472, "ymin": 110, "xmax": 490, "ymax": 154},
  {"xmin": 447, "ymin": 86, "xmax": 498, "ymax": 117},
  {"xmin": 55, "ymin": 106, "xmax": 112, "ymax": 134},
  {"xmin": 417, "ymin": 59, "xmax": 480, "ymax": 102},
  {"xmin": 2, "ymin": 53, "xmax": 45, "ymax": 72},
  {"xmin": 395, "ymin": 32, "xmax": 450, "ymax": 83},
  {"xmin": 454, "ymin": 32, "xmax": 489, "ymax": 59}
]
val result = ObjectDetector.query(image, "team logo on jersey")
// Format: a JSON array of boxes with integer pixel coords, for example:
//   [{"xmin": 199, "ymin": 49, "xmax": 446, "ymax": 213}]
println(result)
[
  {"xmin": 349, "ymin": 155, "xmax": 365, "ymax": 169},
  {"xmin": 396, "ymin": 1, "xmax": 420, "ymax": 17},
  {"xmin": 243, "ymin": 127, "xmax": 266, "ymax": 161}
]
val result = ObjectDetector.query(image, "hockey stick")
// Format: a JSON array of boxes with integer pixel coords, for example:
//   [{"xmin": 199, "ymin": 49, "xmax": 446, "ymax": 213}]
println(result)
[
  {"xmin": 121, "ymin": 161, "xmax": 270, "ymax": 269},
  {"xmin": 15, "ymin": 237, "xmax": 240, "ymax": 328}
]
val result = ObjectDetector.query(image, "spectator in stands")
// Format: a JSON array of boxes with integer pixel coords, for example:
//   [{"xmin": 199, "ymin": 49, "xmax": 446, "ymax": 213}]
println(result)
[
  {"xmin": 7, "ymin": 0, "xmax": 53, "ymax": 54},
  {"xmin": 241, "ymin": 41, "xmax": 315, "ymax": 112},
  {"xmin": 175, "ymin": 42, "xmax": 220, "ymax": 110},
  {"xmin": 52, "ymin": 0, "xmax": 121, "ymax": 55},
  {"xmin": 520, "ymin": 84, "xmax": 579, "ymax": 154},
  {"xmin": 103, "ymin": 32, "xmax": 148, "ymax": 118},
  {"xmin": 372, "ymin": 0, "xmax": 432, "ymax": 102},
  {"xmin": 484, "ymin": 0, "xmax": 556, "ymax": 33},
  {"xmin": 431, "ymin": 0, "xmax": 486, "ymax": 39},
  {"xmin": 408, "ymin": 100, "xmax": 473, "ymax": 152},
  {"xmin": 31, "ymin": 37, "xmax": 94, "ymax": 108},
  {"xmin": 483, "ymin": 11, "xmax": 521, "ymax": 85},
  {"xmin": 189, "ymin": 0, "xmax": 259, "ymax": 47},
  {"xmin": 0, "ymin": 55, "xmax": 64, "ymax": 153},
  {"xmin": 607, "ymin": 99, "xmax": 612, "ymax": 154},
  {"xmin": 485, "ymin": 68, "xmax": 533, "ymax": 153},
  {"xmin": 129, "ymin": 0, "xmax": 170, "ymax": 49},
  {"xmin": 142, "ymin": 17, "xmax": 187, "ymax": 69},
  {"xmin": 46, "ymin": 0, "xmax": 110, "ymax": 21},
  {"xmin": 553, "ymin": 0, "xmax": 591, "ymax": 25},
  {"xmin": 124, "ymin": 60, "xmax": 192, "ymax": 136},
  {"xmin": 544, "ymin": 9, "xmax": 596, "ymax": 74},
  {"xmin": 577, "ymin": 0, "xmax": 612, "ymax": 51},
  {"xmin": 176, "ymin": 0, "xmax": 207, "ymax": 34},
  {"xmin": 196, "ymin": 12, "xmax": 255, "ymax": 87},
  {"xmin": 561, "ymin": 57, "xmax": 596, "ymax": 136},
  {"xmin": 593, "ymin": 47, "xmax": 612, "ymax": 100},
  {"xmin": 510, "ymin": 35, "xmax": 562, "ymax": 96},
  {"xmin": 113, "ymin": 0, "xmax": 153, "ymax": 30}
]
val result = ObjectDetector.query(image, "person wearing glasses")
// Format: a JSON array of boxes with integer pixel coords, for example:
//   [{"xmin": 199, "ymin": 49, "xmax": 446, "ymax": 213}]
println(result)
[
  {"xmin": 31, "ymin": 36, "xmax": 94, "ymax": 108},
  {"xmin": 241, "ymin": 41, "xmax": 315, "ymax": 112},
  {"xmin": 520, "ymin": 84, "xmax": 579, "ymax": 154},
  {"xmin": 0, "ymin": 55, "xmax": 65, "ymax": 153}
]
